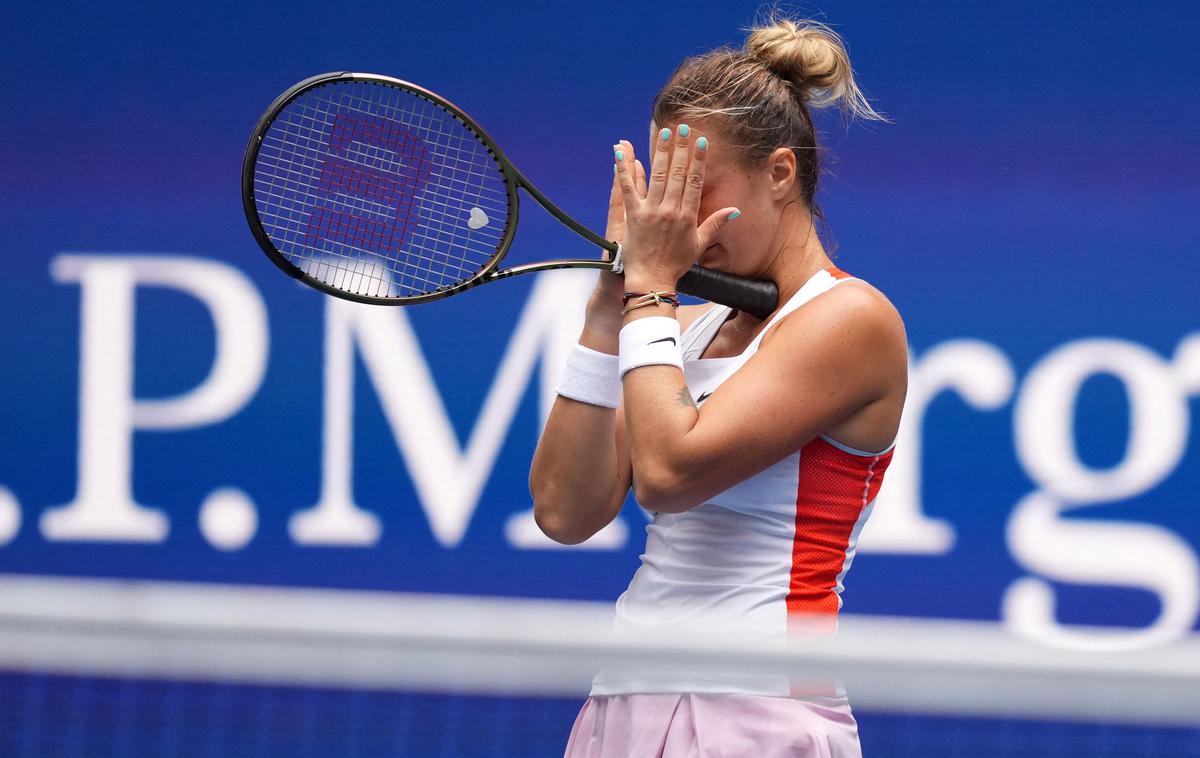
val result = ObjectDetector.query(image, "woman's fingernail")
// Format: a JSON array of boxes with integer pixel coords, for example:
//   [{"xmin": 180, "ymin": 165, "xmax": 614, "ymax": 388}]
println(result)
[
  {"xmin": 678, "ymin": 124, "xmax": 689, "ymax": 137},
  {"xmin": 614, "ymin": 164, "xmax": 618, "ymax": 174},
  {"xmin": 728, "ymin": 209, "xmax": 742, "ymax": 220},
  {"xmin": 697, "ymin": 136, "xmax": 708, "ymax": 151},
  {"xmin": 659, "ymin": 128, "xmax": 671, "ymax": 142},
  {"xmin": 615, "ymin": 150, "xmax": 624, "ymax": 161}
]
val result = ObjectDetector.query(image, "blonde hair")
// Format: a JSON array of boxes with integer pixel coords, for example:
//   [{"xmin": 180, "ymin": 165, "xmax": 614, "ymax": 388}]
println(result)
[
  {"xmin": 652, "ymin": 13, "xmax": 887, "ymax": 222},
  {"xmin": 745, "ymin": 17, "xmax": 886, "ymax": 121}
]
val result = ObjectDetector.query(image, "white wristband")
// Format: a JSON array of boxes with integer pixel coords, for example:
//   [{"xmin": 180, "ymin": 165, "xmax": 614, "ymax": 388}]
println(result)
[
  {"xmin": 619, "ymin": 317, "xmax": 683, "ymax": 379},
  {"xmin": 556, "ymin": 343, "xmax": 620, "ymax": 408}
]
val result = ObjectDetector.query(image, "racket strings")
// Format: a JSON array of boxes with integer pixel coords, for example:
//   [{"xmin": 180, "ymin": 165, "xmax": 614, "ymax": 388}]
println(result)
[
  {"xmin": 252, "ymin": 80, "xmax": 510, "ymax": 299},
  {"xmin": 265, "ymin": 88, "xmax": 500, "ymax": 295},
  {"xmin": 286, "ymin": 86, "xmax": 502, "ymax": 286}
]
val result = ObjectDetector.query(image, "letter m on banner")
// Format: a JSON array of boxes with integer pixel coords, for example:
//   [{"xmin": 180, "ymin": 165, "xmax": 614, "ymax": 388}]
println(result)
[{"xmin": 291, "ymin": 270, "xmax": 626, "ymax": 550}]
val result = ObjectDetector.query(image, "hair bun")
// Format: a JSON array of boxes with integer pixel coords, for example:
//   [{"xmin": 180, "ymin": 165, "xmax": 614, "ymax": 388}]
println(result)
[
  {"xmin": 746, "ymin": 17, "xmax": 885, "ymax": 120},
  {"xmin": 747, "ymin": 20, "xmax": 843, "ymax": 89}
]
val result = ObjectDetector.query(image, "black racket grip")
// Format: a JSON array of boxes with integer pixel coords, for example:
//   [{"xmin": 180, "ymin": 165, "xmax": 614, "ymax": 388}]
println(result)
[{"xmin": 676, "ymin": 266, "xmax": 778, "ymax": 320}]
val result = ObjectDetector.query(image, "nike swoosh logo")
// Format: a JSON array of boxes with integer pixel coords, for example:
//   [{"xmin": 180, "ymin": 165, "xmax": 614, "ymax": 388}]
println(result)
[
  {"xmin": 648, "ymin": 337, "xmax": 677, "ymax": 346},
  {"xmin": 697, "ymin": 391, "xmax": 713, "ymax": 403}
]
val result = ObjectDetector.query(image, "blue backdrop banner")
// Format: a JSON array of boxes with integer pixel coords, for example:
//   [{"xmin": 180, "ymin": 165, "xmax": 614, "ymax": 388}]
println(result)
[{"xmin": 2, "ymin": 0, "xmax": 1198, "ymax": 653}]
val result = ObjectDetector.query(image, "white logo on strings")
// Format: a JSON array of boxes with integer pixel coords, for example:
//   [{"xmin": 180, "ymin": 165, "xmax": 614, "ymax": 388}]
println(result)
[{"xmin": 467, "ymin": 207, "xmax": 490, "ymax": 230}]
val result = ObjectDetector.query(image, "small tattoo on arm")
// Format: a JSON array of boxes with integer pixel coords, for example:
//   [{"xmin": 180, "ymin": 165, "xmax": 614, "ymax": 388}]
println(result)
[{"xmin": 675, "ymin": 387, "xmax": 696, "ymax": 408}]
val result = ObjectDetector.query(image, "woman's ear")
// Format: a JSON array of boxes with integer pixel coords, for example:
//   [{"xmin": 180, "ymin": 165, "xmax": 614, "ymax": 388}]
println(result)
[{"xmin": 768, "ymin": 147, "xmax": 798, "ymax": 200}]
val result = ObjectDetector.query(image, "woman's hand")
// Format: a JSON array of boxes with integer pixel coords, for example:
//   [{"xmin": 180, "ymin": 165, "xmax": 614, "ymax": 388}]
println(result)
[
  {"xmin": 614, "ymin": 126, "xmax": 740, "ymax": 291},
  {"xmin": 587, "ymin": 150, "xmax": 646, "ymax": 318}
]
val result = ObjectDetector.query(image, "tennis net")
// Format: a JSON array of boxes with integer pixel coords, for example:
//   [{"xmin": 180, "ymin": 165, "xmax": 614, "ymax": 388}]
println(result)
[{"xmin": 1, "ymin": 574, "xmax": 1198, "ymax": 756}]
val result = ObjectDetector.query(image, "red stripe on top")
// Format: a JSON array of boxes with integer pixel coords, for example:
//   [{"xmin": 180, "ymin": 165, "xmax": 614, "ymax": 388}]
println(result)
[
  {"xmin": 824, "ymin": 265, "xmax": 853, "ymax": 280},
  {"xmin": 786, "ymin": 437, "xmax": 893, "ymax": 630}
]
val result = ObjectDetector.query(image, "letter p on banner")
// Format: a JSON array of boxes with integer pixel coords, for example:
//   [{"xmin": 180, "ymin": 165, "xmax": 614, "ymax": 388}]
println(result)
[{"xmin": 42, "ymin": 255, "xmax": 268, "ymax": 542}]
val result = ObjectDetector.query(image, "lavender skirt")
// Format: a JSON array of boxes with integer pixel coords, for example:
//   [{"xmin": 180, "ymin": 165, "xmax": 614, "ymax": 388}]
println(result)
[{"xmin": 564, "ymin": 693, "xmax": 861, "ymax": 758}]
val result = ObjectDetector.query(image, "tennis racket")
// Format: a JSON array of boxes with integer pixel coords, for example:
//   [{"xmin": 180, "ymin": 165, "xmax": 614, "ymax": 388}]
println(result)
[{"xmin": 241, "ymin": 72, "xmax": 778, "ymax": 318}]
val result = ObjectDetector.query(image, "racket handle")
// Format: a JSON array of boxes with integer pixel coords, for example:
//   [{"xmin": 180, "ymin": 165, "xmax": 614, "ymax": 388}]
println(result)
[{"xmin": 676, "ymin": 266, "xmax": 778, "ymax": 320}]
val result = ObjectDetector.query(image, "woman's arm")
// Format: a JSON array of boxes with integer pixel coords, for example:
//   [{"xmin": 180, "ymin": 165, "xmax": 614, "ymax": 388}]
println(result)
[
  {"xmin": 528, "ymin": 300, "xmax": 629, "ymax": 544},
  {"xmin": 621, "ymin": 283, "xmax": 905, "ymax": 513},
  {"xmin": 529, "ymin": 157, "xmax": 656, "ymax": 545},
  {"xmin": 529, "ymin": 296, "xmax": 712, "ymax": 544}
]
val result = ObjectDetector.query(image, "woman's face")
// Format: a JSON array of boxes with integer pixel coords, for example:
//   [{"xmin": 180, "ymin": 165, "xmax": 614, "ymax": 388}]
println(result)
[{"xmin": 648, "ymin": 119, "xmax": 783, "ymax": 279}]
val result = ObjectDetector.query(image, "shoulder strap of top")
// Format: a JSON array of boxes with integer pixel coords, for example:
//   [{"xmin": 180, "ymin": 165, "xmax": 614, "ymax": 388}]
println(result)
[
  {"xmin": 679, "ymin": 266, "xmax": 859, "ymax": 361},
  {"xmin": 680, "ymin": 303, "xmax": 732, "ymax": 362}
]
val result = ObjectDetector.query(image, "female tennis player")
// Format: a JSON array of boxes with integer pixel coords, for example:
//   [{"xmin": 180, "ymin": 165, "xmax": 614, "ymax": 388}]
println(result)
[{"xmin": 530, "ymin": 16, "xmax": 905, "ymax": 757}]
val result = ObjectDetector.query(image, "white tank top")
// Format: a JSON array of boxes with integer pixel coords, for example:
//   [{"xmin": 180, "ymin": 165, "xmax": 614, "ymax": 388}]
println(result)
[{"xmin": 591, "ymin": 266, "xmax": 896, "ymax": 697}]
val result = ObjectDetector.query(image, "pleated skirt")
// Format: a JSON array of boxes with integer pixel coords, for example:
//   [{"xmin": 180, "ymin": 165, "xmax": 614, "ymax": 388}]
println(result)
[{"xmin": 564, "ymin": 692, "xmax": 861, "ymax": 758}]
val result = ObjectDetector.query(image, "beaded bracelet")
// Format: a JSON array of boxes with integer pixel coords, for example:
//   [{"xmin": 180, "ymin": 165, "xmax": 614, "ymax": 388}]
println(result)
[
  {"xmin": 622, "ymin": 290, "xmax": 680, "ymax": 306},
  {"xmin": 622, "ymin": 296, "xmax": 680, "ymax": 315},
  {"xmin": 621, "ymin": 291, "xmax": 680, "ymax": 315},
  {"xmin": 619, "ymin": 297, "xmax": 676, "ymax": 314}
]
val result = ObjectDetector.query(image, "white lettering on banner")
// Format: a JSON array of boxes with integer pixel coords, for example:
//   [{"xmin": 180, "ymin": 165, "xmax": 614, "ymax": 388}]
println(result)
[
  {"xmin": 1004, "ymin": 336, "xmax": 1200, "ymax": 650},
  {"xmin": 199, "ymin": 488, "xmax": 259, "ymax": 552},
  {"xmin": 288, "ymin": 294, "xmax": 380, "ymax": 546},
  {"xmin": 1177, "ymin": 334, "xmax": 1200, "ymax": 393},
  {"xmin": 42, "ymin": 255, "xmax": 268, "ymax": 543},
  {"xmin": 0, "ymin": 487, "xmax": 19, "ymax": 545},
  {"xmin": 858, "ymin": 340, "xmax": 1015, "ymax": 554},
  {"xmin": 1015, "ymin": 339, "xmax": 1190, "ymax": 502},
  {"xmin": 9, "ymin": 252, "xmax": 1196, "ymax": 642},
  {"xmin": 291, "ymin": 270, "xmax": 627, "ymax": 549}
]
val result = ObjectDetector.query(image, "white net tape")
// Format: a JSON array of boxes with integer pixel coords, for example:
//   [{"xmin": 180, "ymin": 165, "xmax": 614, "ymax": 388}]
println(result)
[{"xmin": 1, "ymin": 574, "xmax": 1197, "ymax": 726}]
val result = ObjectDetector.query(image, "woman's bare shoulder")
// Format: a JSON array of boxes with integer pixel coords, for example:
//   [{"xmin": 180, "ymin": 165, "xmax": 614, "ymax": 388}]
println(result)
[
  {"xmin": 835, "ymin": 278, "xmax": 905, "ymax": 329},
  {"xmin": 845, "ymin": 280, "xmax": 907, "ymax": 353},
  {"xmin": 764, "ymin": 277, "xmax": 906, "ymax": 354}
]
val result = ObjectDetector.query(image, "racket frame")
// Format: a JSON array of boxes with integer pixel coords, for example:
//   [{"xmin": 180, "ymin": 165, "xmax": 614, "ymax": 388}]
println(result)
[{"xmin": 242, "ymin": 71, "xmax": 615, "ymax": 307}]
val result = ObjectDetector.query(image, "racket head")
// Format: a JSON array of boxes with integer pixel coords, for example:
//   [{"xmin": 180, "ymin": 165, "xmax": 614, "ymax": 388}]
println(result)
[{"xmin": 242, "ymin": 72, "xmax": 519, "ymax": 305}]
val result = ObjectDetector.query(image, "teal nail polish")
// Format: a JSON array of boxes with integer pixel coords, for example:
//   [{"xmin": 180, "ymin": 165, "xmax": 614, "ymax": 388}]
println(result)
[
  {"xmin": 678, "ymin": 124, "xmax": 689, "ymax": 137},
  {"xmin": 613, "ymin": 164, "xmax": 617, "ymax": 174},
  {"xmin": 659, "ymin": 128, "xmax": 671, "ymax": 142},
  {"xmin": 728, "ymin": 210, "xmax": 742, "ymax": 220},
  {"xmin": 615, "ymin": 150, "xmax": 624, "ymax": 161},
  {"xmin": 697, "ymin": 136, "xmax": 708, "ymax": 151}
]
